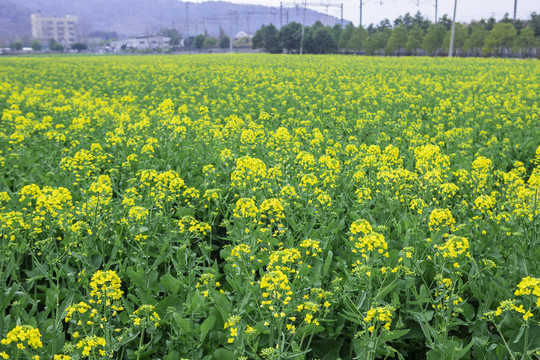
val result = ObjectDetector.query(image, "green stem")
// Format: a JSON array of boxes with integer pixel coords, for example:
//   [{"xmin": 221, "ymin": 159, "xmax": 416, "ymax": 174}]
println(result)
[
  {"xmin": 136, "ymin": 327, "xmax": 146, "ymax": 360},
  {"xmin": 495, "ymin": 322, "xmax": 517, "ymax": 360},
  {"xmin": 522, "ymin": 322, "xmax": 530, "ymax": 360},
  {"xmin": 305, "ymin": 325, "xmax": 317, "ymax": 356}
]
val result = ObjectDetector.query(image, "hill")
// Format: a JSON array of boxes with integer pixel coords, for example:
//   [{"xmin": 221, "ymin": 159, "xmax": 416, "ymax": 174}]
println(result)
[
  {"xmin": 1, "ymin": 0, "xmax": 345, "ymax": 43},
  {"xmin": 0, "ymin": 0, "xmax": 31, "ymax": 44}
]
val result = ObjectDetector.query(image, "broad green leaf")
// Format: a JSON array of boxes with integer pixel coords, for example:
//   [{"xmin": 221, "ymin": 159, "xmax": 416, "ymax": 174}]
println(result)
[{"xmin": 200, "ymin": 315, "xmax": 216, "ymax": 342}]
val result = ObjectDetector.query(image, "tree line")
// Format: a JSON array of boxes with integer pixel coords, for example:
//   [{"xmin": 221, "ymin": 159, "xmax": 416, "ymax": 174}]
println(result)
[{"xmin": 252, "ymin": 11, "xmax": 540, "ymax": 57}]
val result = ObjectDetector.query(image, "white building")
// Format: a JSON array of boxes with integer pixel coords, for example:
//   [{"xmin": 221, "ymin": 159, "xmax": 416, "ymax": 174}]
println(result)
[
  {"xmin": 235, "ymin": 31, "xmax": 250, "ymax": 39},
  {"xmin": 111, "ymin": 36, "xmax": 175, "ymax": 52},
  {"xmin": 31, "ymin": 13, "xmax": 78, "ymax": 46}
]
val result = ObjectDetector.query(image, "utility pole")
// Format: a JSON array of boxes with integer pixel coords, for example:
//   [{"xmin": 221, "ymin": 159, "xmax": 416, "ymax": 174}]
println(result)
[
  {"xmin": 513, "ymin": 0, "xmax": 517, "ymax": 20},
  {"xmin": 448, "ymin": 0, "xmax": 457, "ymax": 57},
  {"xmin": 300, "ymin": 0, "xmax": 307, "ymax": 55},
  {"xmin": 340, "ymin": 3, "xmax": 343, "ymax": 27},
  {"xmin": 229, "ymin": 10, "xmax": 237, "ymax": 53},
  {"xmin": 280, "ymin": 2, "xmax": 283, "ymax": 28},
  {"xmin": 359, "ymin": 0, "xmax": 363, "ymax": 27},
  {"xmin": 435, "ymin": 0, "xmax": 438, "ymax": 23},
  {"xmin": 185, "ymin": 2, "xmax": 190, "ymax": 40}
]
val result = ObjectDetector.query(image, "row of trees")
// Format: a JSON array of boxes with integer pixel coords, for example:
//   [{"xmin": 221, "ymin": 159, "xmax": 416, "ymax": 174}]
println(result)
[
  {"xmin": 7, "ymin": 39, "xmax": 88, "ymax": 52},
  {"xmin": 253, "ymin": 11, "xmax": 540, "ymax": 57}
]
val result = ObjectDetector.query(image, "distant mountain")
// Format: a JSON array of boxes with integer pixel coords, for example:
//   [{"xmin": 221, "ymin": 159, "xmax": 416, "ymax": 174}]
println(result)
[
  {"xmin": 0, "ymin": 0, "xmax": 31, "ymax": 44},
  {"xmin": 1, "ymin": 0, "xmax": 346, "ymax": 42}
]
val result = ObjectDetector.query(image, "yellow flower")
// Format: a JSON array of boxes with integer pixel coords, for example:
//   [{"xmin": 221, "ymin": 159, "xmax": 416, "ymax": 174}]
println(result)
[
  {"xmin": 76, "ymin": 335, "xmax": 106, "ymax": 357},
  {"xmin": 53, "ymin": 356, "xmax": 72, "ymax": 360},
  {"xmin": 1, "ymin": 325, "xmax": 42, "ymax": 349},
  {"xmin": 89, "ymin": 270, "xmax": 123, "ymax": 301},
  {"xmin": 428, "ymin": 208, "xmax": 456, "ymax": 232},
  {"xmin": 523, "ymin": 311, "xmax": 533, "ymax": 321}
]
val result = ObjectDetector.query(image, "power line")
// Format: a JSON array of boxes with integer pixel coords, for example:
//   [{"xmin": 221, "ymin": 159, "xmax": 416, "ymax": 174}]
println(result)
[{"xmin": 280, "ymin": 1, "xmax": 344, "ymax": 29}]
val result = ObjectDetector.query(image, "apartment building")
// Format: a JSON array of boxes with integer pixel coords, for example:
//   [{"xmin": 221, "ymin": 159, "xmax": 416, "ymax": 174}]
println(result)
[{"xmin": 31, "ymin": 13, "xmax": 78, "ymax": 46}]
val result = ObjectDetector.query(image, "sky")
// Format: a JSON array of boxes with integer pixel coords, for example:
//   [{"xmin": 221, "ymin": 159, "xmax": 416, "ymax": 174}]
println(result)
[{"xmin": 190, "ymin": 0, "xmax": 539, "ymax": 26}]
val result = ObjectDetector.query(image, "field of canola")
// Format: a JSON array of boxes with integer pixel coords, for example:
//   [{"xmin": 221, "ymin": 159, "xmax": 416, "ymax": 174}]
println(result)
[{"xmin": 0, "ymin": 55, "xmax": 539, "ymax": 360}]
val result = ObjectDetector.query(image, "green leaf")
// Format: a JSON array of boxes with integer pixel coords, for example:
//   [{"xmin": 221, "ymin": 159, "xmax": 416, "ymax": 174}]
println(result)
[
  {"xmin": 352, "ymin": 338, "xmax": 368, "ymax": 360},
  {"xmin": 176, "ymin": 207, "xmax": 195, "ymax": 218},
  {"xmin": 90, "ymin": 254, "xmax": 103, "ymax": 269},
  {"xmin": 426, "ymin": 348, "xmax": 445, "ymax": 360},
  {"xmin": 312, "ymin": 337, "xmax": 344, "ymax": 360},
  {"xmin": 173, "ymin": 313, "xmax": 190, "ymax": 333},
  {"xmin": 287, "ymin": 215, "xmax": 299, "ymax": 230},
  {"xmin": 125, "ymin": 266, "xmax": 145, "ymax": 288},
  {"xmin": 166, "ymin": 350, "xmax": 180, "ymax": 360},
  {"xmin": 213, "ymin": 348, "xmax": 235, "ymax": 360},
  {"xmin": 453, "ymin": 338, "xmax": 475, "ymax": 360},
  {"xmin": 513, "ymin": 325, "xmax": 526, "ymax": 343},
  {"xmin": 323, "ymin": 250, "xmax": 333, "ymax": 276},
  {"xmin": 156, "ymin": 296, "xmax": 183, "ymax": 315},
  {"xmin": 200, "ymin": 315, "xmax": 216, "ymax": 342},
  {"xmin": 340, "ymin": 310, "xmax": 364, "ymax": 324},
  {"xmin": 56, "ymin": 292, "xmax": 74, "ymax": 330},
  {"xmin": 409, "ymin": 310, "xmax": 434, "ymax": 322},
  {"xmin": 410, "ymin": 310, "xmax": 436, "ymax": 344},
  {"xmin": 161, "ymin": 274, "xmax": 181, "ymax": 293},
  {"xmin": 379, "ymin": 329, "xmax": 411, "ymax": 343},
  {"xmin": 374, "ymin": 280, "xmax": 399, "ymax": 301}
]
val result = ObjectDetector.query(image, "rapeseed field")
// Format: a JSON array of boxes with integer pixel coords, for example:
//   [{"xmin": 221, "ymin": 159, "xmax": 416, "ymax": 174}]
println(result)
[{"xmin": 0, "ymin": 55, "xmax": 539, "ymax": 359}]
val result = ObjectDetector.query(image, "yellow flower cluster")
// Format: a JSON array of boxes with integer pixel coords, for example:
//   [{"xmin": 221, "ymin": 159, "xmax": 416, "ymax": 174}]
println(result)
[
  {"xmin": 515, "ymin": 276, "xmax": 540, "ymax": 307},
  {"xmin": 231, "ymin": 243, "xmax": 251, "ymax": 258},
  {"xmin": 473, "ymin": 194, "xmax": 496, "ymax": 214},
  {"xmin": 428, "ymin": 208, "xmax": 456, "ymax": 232},
  {"xmin": 224, "ymin": 315, "xmax": 241, "ymax": 343},
  {"xmin": 233, "ymin": 198, "xmax": 258, "ymax": 219},
  {"xmin": 485, "ymin": 276, "xmax": 540, "ymax": 322},
  {"xmin": 65, "ymin": 302, "xmax": 92, "ymax": 322},
  {"xmin": 76, "ymin": 335, "xmax": 106, "ymax": 357},
  {"xmin": 364, "ymin": 306, "xmax": 394, "ymax": 333},
  {"xmin": 1, "ymin": 325, "xmax": 42, "ymax": 350},
  {"xmin": 60, "ymin": 143, "xmax": 109, "ymax": 185},
  {"xmin": 299, "ymin": 238, "xmax": 322, "ymax": 256},
  {"xmin": 178, "ymin": 216, "xmax": 211, "ymax": 236},
  {"xmin": 53, "ymin": 355, "xmax": 72, "ymax": 360},
  {"xmin": 260, "ymin": 270, "xmax": 293, "ymax": 305},
  {"xmin": 259, "ymin": 198, "xmax": 285, "ymax": 223},
  {"xmin": 89, "ymin": 270, "xmax": 123, "ymax": 303},
  {"xmin": 195, "ymin": 273, "xmax": 217, "ymax": 297},
  {"xmin": 296, "ymin": 301, "xmax": 320, "ymax": 326},
  {"xmin": 131, "ymin": 305, "xmax": 160, "ymax": 327},
  {"xmin": 231, "ymin": 156, "xmax": 267, "ymax": 188},
  {"xmin": 133, "ymin": 169, "xmax": 186, "ymax": 209},
  {"xmin": 349, "ymin": 219, "xmax": 372, "ymax": 236},
  {"xmin": 409, "ymin": 198, "xmax": 427, "ymax": 214},
  {"xmin": 433, "ymin": 276, "xmax": 464, "ymax": 314},
  {"xmin": 434, "ymin": 236, "xmax": 470, "ymax": 259},
  {"xmin": 267, "ymin": 248, "xmax": 302, "ymax": 273}
]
